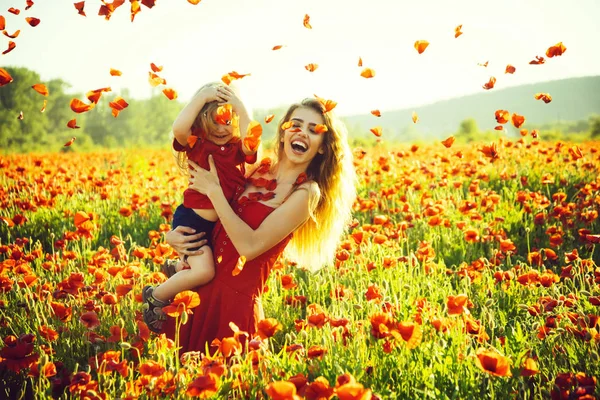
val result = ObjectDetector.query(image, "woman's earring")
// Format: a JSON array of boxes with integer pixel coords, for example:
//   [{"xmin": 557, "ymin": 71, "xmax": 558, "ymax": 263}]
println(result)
[{"xmin": 318, "ymin": 148, "xmax": 325, "ymax": 154}]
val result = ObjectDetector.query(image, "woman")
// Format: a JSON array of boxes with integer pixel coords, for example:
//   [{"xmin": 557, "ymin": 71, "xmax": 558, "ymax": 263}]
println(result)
[{"xmin": 161, "ymin": 98, "xmax": 356, "ymax": 354}]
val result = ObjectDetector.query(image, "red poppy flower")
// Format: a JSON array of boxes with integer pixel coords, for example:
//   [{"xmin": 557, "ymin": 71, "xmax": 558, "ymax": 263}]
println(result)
[
  {"xmin": 475, "ymin": 348, "xmax": 511, "ymax": 377},
  {"xmin": 162, "ymin": 290, "xmax": 200, "ymax": 317},
  {"xmin": 305, "ymin": 377, "xmax": 334, "ymax": 399},
  {"xmin": 186, "ymin": 373, "xmax": 220, "ymax": 397},
  {"xmin": 307, "ymin": 345, "xmax": 327, "ymax": 359},
  {"xmin": 38, "ymin": 325, "xmax": 59, "ymax": 342},
  {"xmin": 51, "ymin": 302, "xmax": 72, "ymax": 322},
  {"xmin": 520, "ymin": 357, "xmax": 539, "ymax": 377},
  {"xmin": 265, "ymin": 381, "xmax": 301, "ymax": 400},
  {"xmin": 280, "ymin": 274, "xmax": 297, "ymax": 290},
  {"xmin": 0, "ymin": 334, "xmax": 39, "ymax": 372},
  {"xmin": 393, "ymin": 321, "xmax": 422, "ymax": 349},
  {"xmin": 336, "ymin": 382, "xmax": 372, "ymax": 400},
  {"xmin": 80, "ymin": 311, "xmax": 100, "ymax": 330},
  {"xmin": 447, "ymin": 294, "xmax": 469, "ymax": 315},
  {"xmin": 257, "ymin": 318, "xmax": 282, "ymax": 339}
]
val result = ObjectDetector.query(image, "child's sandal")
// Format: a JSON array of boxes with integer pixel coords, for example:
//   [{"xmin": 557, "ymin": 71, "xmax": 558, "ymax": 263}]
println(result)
[
  {"xmin": 142, "ymin": 285, "xmax": 170, "ymax": 333},
  {"xmin": 160, "ymin": 259, "xmax": 178, "ymax": 278}
]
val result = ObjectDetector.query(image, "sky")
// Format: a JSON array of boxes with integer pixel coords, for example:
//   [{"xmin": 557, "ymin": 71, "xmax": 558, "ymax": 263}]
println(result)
[{"xmin": 2, "ymin": 0, "xmax": 599, "ymax": 116}]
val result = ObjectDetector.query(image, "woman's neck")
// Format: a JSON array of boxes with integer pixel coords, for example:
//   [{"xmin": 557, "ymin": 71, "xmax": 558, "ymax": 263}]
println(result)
[{"xmin": 273, "ymin": 158, "xmax": 308, "ymax": 184}]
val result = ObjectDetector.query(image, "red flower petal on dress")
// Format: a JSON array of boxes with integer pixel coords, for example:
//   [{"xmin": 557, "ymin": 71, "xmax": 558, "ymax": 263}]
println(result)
[
  {"xmin": 295, "ymin": 173, "xmax": 308, "ymax": 185},
  {"xmin": 256, "ymin": 158, "xmax": 272, "ymax": 174}
]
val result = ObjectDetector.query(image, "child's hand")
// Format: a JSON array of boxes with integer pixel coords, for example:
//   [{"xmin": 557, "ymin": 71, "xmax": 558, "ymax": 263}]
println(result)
[
  {"xmin": 243, "ymin": 121, "xmax": 262, "ymax": 153},
  {"xmin": 216, "ymin": 85, "xmax": 244, "ymax": 111},
  {"xmin": 195, "ymin": 85, "xmax": 225, "ymax": 103}
]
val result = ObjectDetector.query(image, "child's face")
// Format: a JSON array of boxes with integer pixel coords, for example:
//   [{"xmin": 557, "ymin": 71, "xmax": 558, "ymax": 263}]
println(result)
[{"xmin": 205, "ymin": 109, "xmax": 234, "ymax": 146}]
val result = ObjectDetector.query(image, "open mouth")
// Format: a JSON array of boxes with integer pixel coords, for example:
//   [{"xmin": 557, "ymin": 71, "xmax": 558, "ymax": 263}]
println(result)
[{"xmin": 291, "ymin": 139, "xmax": 308, "ymax": 154}]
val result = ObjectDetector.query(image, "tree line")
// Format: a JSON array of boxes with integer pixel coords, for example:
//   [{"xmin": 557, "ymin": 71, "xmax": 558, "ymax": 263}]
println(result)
[{"xmin": 1, "ymin": 66, "xmax": 598, "ymax": 154}]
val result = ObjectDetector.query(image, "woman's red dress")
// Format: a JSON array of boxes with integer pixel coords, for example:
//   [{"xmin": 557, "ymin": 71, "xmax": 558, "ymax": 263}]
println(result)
[{"xmin": 161, "ymin": 198, "xmax": 292, "ymax": 354}]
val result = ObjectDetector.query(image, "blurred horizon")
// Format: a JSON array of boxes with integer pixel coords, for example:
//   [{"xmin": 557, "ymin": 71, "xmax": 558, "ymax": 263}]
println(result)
[{"xmin": 2, "ymin": 0, "xmax": 600, "ymax": 116}]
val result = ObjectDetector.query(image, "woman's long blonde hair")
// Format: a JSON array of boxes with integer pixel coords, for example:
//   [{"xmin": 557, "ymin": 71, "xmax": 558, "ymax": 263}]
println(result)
[{"xmin": 274, "ymin": 98, "xmax": 357, "ymax": 271}]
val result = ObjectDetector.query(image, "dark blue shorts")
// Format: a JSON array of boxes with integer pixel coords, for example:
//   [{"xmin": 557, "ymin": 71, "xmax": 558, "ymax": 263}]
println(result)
[{"xmin": 172, "ymin": 204, "xmax": 214, "ymax": 251}]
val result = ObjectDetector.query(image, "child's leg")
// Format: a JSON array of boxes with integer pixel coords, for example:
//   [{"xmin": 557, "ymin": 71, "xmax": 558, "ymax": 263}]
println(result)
[{"xmin": 152, "ymin": 247, "xmax": 215, "ymax": 302}]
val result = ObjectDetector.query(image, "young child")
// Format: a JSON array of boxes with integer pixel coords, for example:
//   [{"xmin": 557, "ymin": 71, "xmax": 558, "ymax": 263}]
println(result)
[{"xmin": 143, "ymin": 82, "xmax": 261, "ymax": 332}]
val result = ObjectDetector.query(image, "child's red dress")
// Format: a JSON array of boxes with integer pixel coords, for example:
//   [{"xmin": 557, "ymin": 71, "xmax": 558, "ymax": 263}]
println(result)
[{"xmin": 173, "ymin": 132, "xmax": 256, "ymax": 209}]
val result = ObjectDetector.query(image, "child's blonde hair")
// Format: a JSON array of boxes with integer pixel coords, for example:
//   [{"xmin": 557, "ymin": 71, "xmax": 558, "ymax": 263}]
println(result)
[{"xmin": 274, "ymin": 98, "xmax": 357, "ymax": 271}]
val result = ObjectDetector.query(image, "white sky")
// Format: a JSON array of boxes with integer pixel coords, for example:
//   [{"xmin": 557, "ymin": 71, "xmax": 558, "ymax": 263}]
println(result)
[{"xmin": 2, "ymin": 0, "xmax": 599, "ymax": 116}]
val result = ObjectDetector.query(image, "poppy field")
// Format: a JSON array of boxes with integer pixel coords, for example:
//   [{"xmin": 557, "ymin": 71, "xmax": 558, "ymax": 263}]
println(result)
[{"xmin": 0, "ymin": 137, "xmax": 599, "ymax": 399}]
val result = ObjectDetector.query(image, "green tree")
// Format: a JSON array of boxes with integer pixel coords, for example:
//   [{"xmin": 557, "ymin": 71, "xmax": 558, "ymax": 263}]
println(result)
[
  {"xmin": 0, "ymin": 67, "xmax": 49, "ymax": 151},
  {"xmin": 590, "ymin": 114, "xmax": 600, "ymax": 138},
  {"xmin": 458, "ymin": 118, "xmax": 479, "ymax": 135},
  {"xmin": 456, "ymin": 118, "xmax": 479, "ymax": 143}
]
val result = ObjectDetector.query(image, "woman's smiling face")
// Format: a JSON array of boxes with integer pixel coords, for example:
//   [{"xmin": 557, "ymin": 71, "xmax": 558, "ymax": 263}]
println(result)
[{"xmin": 283, "ymin": 107, "xmax": 325, "ymax": 164}]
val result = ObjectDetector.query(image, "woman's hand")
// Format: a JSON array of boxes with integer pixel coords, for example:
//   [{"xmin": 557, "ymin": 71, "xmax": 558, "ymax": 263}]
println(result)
[
  {"xmin": 165, "ymin": 226, "xmax": 207, "ymax": 256},
  {"xmin": 188, "ymin": 157, "xmax": 221, "ymax": 197}
]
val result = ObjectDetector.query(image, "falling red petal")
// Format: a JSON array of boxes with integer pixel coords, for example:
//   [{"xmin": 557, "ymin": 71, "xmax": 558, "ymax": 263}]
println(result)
[
  {"xmin": 25, "ymin": 17, "xmax": 41, "ymax": 27},
  {"xmin": 2, "ymin": 41, "xmax": 16, "ymax": 55},
  {"xmin": 74, "ymin": 2, "xmax": 86, "ymax": 16},
  {"xmin": 67, "ymin": 119, "xmax": 81, "ymax": 129}
]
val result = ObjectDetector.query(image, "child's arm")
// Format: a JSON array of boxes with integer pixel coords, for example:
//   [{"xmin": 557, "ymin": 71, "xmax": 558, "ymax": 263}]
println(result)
[
  {"xmin": 218, "ymin": 86, "xmax": 256, "ymax": 155},
  {"xmin": 172, "ymin": 86, "xmax": 220, "ymax": 146}
]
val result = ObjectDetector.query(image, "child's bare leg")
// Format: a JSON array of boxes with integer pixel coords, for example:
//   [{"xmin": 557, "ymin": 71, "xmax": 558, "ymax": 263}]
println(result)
[{"xmin": 152, "ymin": 247, "xmax": 215, "ymax": 302}]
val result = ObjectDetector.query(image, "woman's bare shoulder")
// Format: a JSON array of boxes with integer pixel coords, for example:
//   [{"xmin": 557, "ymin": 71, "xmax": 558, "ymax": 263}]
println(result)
[{"xmin": 294, "ymin": 180, "xmax": 320, "ymax": 211}]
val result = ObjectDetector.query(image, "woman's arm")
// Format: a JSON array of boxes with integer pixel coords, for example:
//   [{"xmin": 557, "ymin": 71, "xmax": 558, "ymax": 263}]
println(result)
[
  {"xmin": 164, "ymin": 226, "xmax": 208, "ymax": 256},
  {"xmin": 188, "ymin": 158, "xmax": 315, "ymax": 261},
  {"xmin": 211, "ymin": 183, "xmax": 311, "ymax": 260}
]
